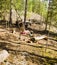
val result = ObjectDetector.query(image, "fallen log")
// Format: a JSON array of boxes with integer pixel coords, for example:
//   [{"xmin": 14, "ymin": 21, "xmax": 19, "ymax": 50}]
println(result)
[
  {"xmin": 0, "ymin": 40, "xmax": 20, "ymax": 46},
  {"xmin": 34, "ymin": 35, "xmax": 47, "ymax": 40},
  {"xmin": 0, "ymin": 39, "xmax": 57, "ymax": 52}
]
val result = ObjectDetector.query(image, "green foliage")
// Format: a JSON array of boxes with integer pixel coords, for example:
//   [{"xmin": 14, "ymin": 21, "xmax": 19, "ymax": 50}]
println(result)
[
  {"xmin": 0, "ymin": 0, "xmax": 57, "ymax": 28},
  {"xmin": 0, "ymin": 0, "xmax": 47, "ymax": 16},
  {"xmin": 47, "ymin": 0, "xmax": 57, "ymax": 27},
  {"xmin": 14, "ymin": 0, "xmax": 24, "ymax": 11}
]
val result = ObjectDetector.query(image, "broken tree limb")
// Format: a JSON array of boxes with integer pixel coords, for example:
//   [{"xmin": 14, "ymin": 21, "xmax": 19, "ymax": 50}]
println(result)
[
  {"xmin": 0, "ymin": 40, "xmax": 20, "ymax": 46},
  {"xmin": 34, "ymin": 35, "xmax": 47, "ymax": 40}
]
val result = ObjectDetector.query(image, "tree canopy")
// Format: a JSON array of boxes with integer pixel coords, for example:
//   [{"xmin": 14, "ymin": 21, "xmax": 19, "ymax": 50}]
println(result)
[{"xmin": 0, "ymin": 0, "xmax": 57, "ymax": 28}]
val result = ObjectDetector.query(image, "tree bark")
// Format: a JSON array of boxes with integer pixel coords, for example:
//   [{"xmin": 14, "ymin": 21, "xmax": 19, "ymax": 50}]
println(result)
[
  {"xmin": 24, "ymin": 0, "xmax": 28, "ymax": 25},
  {"xmin": 9, "ymin": 0, "xmax": 12, "ymax": 25}
]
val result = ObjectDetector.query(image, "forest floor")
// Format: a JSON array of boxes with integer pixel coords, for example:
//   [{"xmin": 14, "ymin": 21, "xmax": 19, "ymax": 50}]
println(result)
[{"xmin": 0, "ymin": 21, "xmax": 57, "ymax": 65}]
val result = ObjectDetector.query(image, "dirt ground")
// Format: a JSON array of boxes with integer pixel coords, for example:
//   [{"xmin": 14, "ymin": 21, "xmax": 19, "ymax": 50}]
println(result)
[{"xmin": 0, "ymin": 22, "xmax": 57, "ymax": 65}]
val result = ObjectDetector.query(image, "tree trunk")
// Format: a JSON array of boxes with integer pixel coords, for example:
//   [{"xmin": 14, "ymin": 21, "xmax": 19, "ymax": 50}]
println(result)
[
  {"xmin": 24, "ymin": 0, "xmax": 28, "ymax": 25},
  {"xmin": 45, "ymin": 0, "xmax": 51, "ymax": 31},
  {"xmin": 9, "ymin": 0, "xmax": 12, "ymax": 25}
]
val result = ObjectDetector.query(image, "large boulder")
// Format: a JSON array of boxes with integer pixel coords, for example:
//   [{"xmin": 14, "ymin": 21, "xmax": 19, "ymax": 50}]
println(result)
[{"xmin": 28, "ymin": 12, "xmax": 45, "ymax": 24}]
